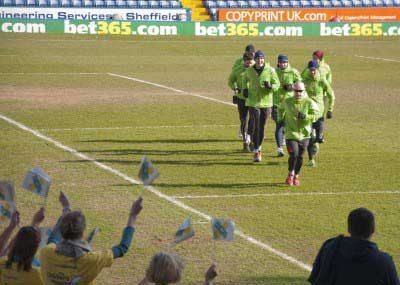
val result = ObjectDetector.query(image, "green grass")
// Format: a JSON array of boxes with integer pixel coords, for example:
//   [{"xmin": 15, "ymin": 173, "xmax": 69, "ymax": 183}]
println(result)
[{"xmin": 0, "ymin": 34, "xmax": 399, "ymax": 284}]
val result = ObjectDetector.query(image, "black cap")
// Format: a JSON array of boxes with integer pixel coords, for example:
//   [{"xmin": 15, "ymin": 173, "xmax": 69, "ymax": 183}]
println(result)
[{"xmin": 245, "ymin": 44, "xmax": 255, "ymax": 53}]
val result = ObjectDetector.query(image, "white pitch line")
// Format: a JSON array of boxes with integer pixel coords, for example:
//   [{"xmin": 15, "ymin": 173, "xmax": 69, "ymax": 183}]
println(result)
[
  {"xmin": 108, "ymin": 72, "xmax": 235, "ymax": 107},
  {"xmin": 172, "ymin": 190, "xmax": 400, "ymax": 200},
  {"xmin": 39, "ymin": 124, "xmax": 237, "ymax": 132},
  {"xmin": 0, "ymin": 113, "xmax": 312, "ymax": 272},
  {"xmin": 0, "ymin": 72, "xmax": 104, "ymax": 75},
  {"xmin": 355, "ymin": 55, "xmax": 400, "ymax": 63}
]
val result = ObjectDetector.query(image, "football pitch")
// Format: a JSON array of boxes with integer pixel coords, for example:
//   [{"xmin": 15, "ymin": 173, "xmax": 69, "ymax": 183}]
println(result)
[{"xmin": 0, "ymin": 33, "xmax": 399, "ymax": 284}]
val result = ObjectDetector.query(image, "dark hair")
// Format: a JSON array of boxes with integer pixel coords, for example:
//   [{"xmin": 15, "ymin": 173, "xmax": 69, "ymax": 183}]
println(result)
[
  {"xmin": 243, "ymin": 52, "xmax": 253, "ymax": 61},
  {"xmin": 245, "ymin": 44, "xmax": 255, "ymax": 53},
  {"xmin": 6, "ymin": 226, "xmax": 41, "ymax": 272},
  {"xmin": 348, "ymin": 208, "xmax": 375, "ymax": 239},
  {"xmin": 60, "ymin": 211, "xmax": 86, "ymax": 240}
]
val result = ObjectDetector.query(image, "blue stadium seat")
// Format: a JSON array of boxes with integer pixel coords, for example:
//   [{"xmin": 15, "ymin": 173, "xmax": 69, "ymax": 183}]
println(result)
[
  {"xmin": 116, "ymin": 0, "xmax": 126, "ymax": 6},
  {"xmin": 170, "ymin": 0, "xmax": 181, "ymax": 7},
  {"xmin": 83, "ymin": 0, "xmax": 93, "ymax": 6},
  {"xmin": 249, "ymin": 0, "xmax": 259, "ymax": 7},
  {"xmin": 160, "ymin": 0, "xmax": 171, "ymax": 7},
  {"xmin": 259, "ymin": 0, "xmax": 270, "ymax": 7},
  {"xmin": 72, "ymin": 0, "xmax": 82, "ymax": 6},
  {"xmin": 332, "ymin": 0, "xmax": 342, "ymax": 6},
  {"xmin": 15, "ymin": 0, "xmax": 25, "ymax": 6},
  {"xmin": 290, "ymin": 0, "xmax": 301, "ymax": 7},
  {"xmin": 126, "ymin": 0, "xmax": 137, "ymax": 7},
  {"xmin": 361, "ymin": 0, "xmax": 372, "ymax": 5},
  {"xmin": 149, "ymin": 0, "xmax": 159, "ymax": 7},
  {"xmin": 393, "ymin": 0, "xmax": 399, "ymax": 5},
  {"xmin": 216, "ymin": 0, "xmax": 227, "ymax": 7},
  {"xmin": 320, "ymin": 0, "xmax": 331, "ymax": 6},
  {"xmin": 61, "ymin": 0, "xmax": 70, "ymax": 6},
  {"xmin": 138, "ymin": 0, "xmax": 148, "ymax": 7},
  {"xmin": 279, "ymin": 0, "xmax": 290, "ymax": 7},
  {"xmin": 270, "ymin": 0, "xmax": 279, "ymax": 7},
  {"xmin": 105, "ymin": 0, "xmax": 115, "ymax": 6},
  {"xmin": 300, "ymin": 0, "xmax": 311, "ymax": 7},
  {"xmin": 205, "ymin": 0, "xmax": 216, "ymax": 8},
  {"xmin": 342, "ymin": 0, "xmax": 353, "ymax": 6},
  {"xmin": 238, "ymin": 0, "xmax": 249, "ymax": 7},
  {"xmin": 373, "ymin": 0, "xmax": 383, "ymax": 5},
  {"xmin": 382, "ymin": 0, "xmax": 393, "ymax": 6},
  {"xmin": 26, "ymin": 0, "xmax": 36, "ymax": 5},
  {"xmin": 227, "ymin": 0, "xmax": 238, "ymax": 7},
  {"xmin": 310, "ymin": 0, "xmax": 321, "ymax": 6},
  {"xmin": 352, "ymin": 0, "xmax": 362, "ymax": 6},
  {"xmin": 3, "ymin": 0, "xmax": 13, "ymax": 5},
  {"xmin": 39, "ymin": 0, "xmax": 49, "ymax": 6},
  {"xmin": 95, "ymin": 0, "xmax": 104, "ymax": 6}
]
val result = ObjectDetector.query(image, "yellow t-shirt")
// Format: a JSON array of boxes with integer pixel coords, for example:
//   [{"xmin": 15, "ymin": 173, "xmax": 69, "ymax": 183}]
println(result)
[
  {"xmin": 39, "ymin": 244, "xmax": 113, "ymax": 285},
  {"xmin": 0, "ymin": 258, "xmax": 43, "ymax": 285}
]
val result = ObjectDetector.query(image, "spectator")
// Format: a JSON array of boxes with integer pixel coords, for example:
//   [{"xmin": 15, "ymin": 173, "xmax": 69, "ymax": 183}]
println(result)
[
  {"xmin": 139, "ymin": 252, "xmax": 217, "ymax": 285},
  {"xmin": 0, "ymin": 208, "xmax": 45, "ymax": 285},
  {"xmin": 40, "ymin": 196, "xmax": 143, "ymax": 285},
  {"xmin": 309, "ymin": 208, "xmax": 399, "ymax": 285}
]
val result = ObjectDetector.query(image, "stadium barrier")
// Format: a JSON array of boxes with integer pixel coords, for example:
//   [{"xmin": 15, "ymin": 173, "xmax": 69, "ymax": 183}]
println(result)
[{"xmin": 0, "ymin": 18, "xmax": 399, "ymax": 36}]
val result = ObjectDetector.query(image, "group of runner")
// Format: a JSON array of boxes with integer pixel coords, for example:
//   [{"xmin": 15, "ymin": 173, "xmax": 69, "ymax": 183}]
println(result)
[{"xmin": 228, "ymin": 44, "xmax": 335, "ymax": 186}]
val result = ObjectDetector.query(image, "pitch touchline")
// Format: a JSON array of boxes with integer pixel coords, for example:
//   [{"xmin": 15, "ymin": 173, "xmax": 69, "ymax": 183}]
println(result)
[
  {"xmin": 0, "ymin": 113, "xmax": 312, "ymax": 272},
  {"xmin": 172, "ymin": 190, "xmax": 400, "ymax": 199},
  {"xmin": 355, "ymin": 55, "xmax": 400, "ymax": 63},
  {"xmin": 108, "ymin": 73, "xmax": 235, "ymax": 107},
  {"xmin": 39, "ymin": 124, "xmax": 237, "ymax": 132}
]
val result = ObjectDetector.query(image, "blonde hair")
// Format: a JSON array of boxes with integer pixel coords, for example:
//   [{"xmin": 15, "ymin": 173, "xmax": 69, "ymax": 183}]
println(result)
[{"xmin": 146, "ymin": 252, "xmax": 184, "ymax": 284}]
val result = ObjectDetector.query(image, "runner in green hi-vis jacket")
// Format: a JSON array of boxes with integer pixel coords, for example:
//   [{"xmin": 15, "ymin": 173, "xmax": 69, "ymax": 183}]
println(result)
[
  {"xmin": 242, "ymin": 50, "xmax": 280, "ymax": 163},
  {"xmin": 301, "ymin": 50, "xmax": 332, "ymax": 85},
  {"xmin": 277, "ymin": 82, "xmax": 319, "ymax": 187},
  {"xmin": 231, "ymin": 44, "xmax": 256, "ymax": 140},
  {"xmin": 228, "ymin": 52, "xmax": 255, "ymax": 152},
  {"xmin": 273, "ymin": 54, "xmax": 302, "ymax": 157},
  {"xmin": 302, "ymin": 60, "xmax": 335, "ymax": 167}
]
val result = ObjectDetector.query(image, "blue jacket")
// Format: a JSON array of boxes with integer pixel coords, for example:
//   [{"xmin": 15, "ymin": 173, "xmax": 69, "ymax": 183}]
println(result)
[{"xmin": 309, "ymin": 235, "xmax": 399, "ymax": 285}]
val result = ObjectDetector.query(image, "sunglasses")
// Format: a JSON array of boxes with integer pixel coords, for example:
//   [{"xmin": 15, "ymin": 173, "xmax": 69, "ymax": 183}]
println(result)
[{"xmin": 294, "ymin": 90, "xmax": 304, "ymax": 92}]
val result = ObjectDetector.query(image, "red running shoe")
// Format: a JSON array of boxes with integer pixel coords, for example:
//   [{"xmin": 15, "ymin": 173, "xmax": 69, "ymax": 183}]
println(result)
[
  {"xmin": 293, "ymin": 175, "xmax": 300, "ymax": 186},
  {"xmin": 285, "ymin": 173, "xmax": 294, "ymax": 186}
]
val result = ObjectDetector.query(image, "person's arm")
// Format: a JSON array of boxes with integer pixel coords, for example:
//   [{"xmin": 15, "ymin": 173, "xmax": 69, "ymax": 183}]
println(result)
[
  {"xmin": 31, "ymin": 207, "xmax": 45, "ymax": 228},
  {"xmin": 112, "ymin": 196, "xmax": 143, "ymax": 259},
  {"xmin": 0, "ymin": 211, "xmax": 19, "ymax": 256},
  {"xmin": 294, "ymin": 68, "xmax": 302, "ymax": 83},
  {"xmin": 205, "ymin": 264, "xmax": 218, "ymax": 285},
  {"xmin": 270, "ymin": 68, "xmax": 281, "ymax": 92},
  {"xmin": 47, "ymin": 191, "xmax": 71, "ymax": 245},
  {"xmin": 228, "ymin": 69, "xmax": 237, "ymax": 91},
  {"xmin": 322, "ymin": 79, "xmax": 335, "ymax": 113}
]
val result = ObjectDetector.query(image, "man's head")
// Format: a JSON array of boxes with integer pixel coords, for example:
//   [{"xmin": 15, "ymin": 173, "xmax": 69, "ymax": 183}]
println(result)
[
  {"xmin": 254, "ymin": 50, "xmax": 265, "ymax": 68},
  {"xmin": 277, "ymin": 54, "xmax": 289, "ymax": 70},
  {"xmin": 146, "ymin": 251, "xmax": 184, "ymax": 284},
  {"xmin": 308, "ymin": 60, "xmax": 319, "ymax": 78},
  {"xmin": 348, "ymin": 208, "xmax": 375, "ymax": 239},
  {"xmin": 293, "ymin": 82, "xmax": 305, "ymax": 100},
  {"xmin": 245, "ymin": 44, "xmax": 255, "ymax": 54},
  {"xmin": 60, "ymin": 211, "xmax": 86, "ymax": 240},
  {"xmin": 243, "ymin": 52, "xmax": 254, "ymax": 68},
  {"xmin": 312, "ymin": 50, "xmax": 324, "ymax": 62}
]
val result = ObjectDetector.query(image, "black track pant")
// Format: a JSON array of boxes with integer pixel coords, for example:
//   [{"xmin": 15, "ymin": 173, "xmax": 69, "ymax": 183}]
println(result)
[
  {"xmin": 272, "ymin": 106, "xmax": 284, "ymax": 148},
  {"xmin": 237, "ymin": 99, "xmax": 254, "ymax": 142},
  {"xmin": 249, "ymin": 107, "xmax": 271, "ymax": 150},
  {"xmin": 286, "ymin": 139, "xmax": 309, "ymax": 175},
  {"xmin": 307, "ymin": 116, "xmax": 324, "ymax": 160}
]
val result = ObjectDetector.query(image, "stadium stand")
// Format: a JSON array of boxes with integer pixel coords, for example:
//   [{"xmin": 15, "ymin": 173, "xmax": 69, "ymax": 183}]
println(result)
[{"xmin": 0, "ymin": 0, "xmax": 183, "ymax": 7}]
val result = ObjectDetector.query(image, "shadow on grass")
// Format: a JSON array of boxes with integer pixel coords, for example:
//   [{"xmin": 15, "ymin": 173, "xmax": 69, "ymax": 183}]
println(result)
[
  {"xmin": 77, "ymin": 138, "xmax": 239, "ymax": 144},
  {"xmin": 111, "ymin": 181, "xmax": 286, "ymax": 189},
  {"xmin": 228, "ymin": 275, "xmax": 308, "ymax": 285},
  {"xmin": 77, "ymin": 148, "xmax": 244, "ymax": 156},
  {"xmin": 62, "ymin": 158, "xmax": 285, "ymax": 167}
]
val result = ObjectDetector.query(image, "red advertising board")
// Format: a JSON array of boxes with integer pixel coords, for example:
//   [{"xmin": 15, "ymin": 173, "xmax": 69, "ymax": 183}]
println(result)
[{"xmin": 218, "ymin": 7, "xmax": 400, "ymax": 22}]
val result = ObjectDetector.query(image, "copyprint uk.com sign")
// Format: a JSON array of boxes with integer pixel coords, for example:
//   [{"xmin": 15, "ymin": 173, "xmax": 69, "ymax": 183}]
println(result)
[
  {"xmin": 0, "ymin": 7, "xmax": 190, "ymax": 21},
  {"xmin": 0, "ymin": 19, "xmax": 400, "ymax": 36}
]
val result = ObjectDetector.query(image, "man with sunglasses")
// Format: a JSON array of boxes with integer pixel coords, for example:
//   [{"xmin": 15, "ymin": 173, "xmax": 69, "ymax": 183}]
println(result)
[
  {"xmin": 302, "ymin": 60, "xmax": 335, "ymax": 167},
  {"xmin": 278, "ymin": 81, "xmax": 319, "ymax": 186},
  {"xmin": 242, "ymin": 50, "xmax": 280, "ymax": 162}
]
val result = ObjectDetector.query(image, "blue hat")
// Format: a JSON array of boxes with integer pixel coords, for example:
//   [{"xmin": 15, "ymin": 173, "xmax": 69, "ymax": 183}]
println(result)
[
  {"xmin": 254, "ymin": 50, "xmax": 265, "ymax": 59},
  {"xmin": 278, "ymin": 54, "xmax": 289, "ymax": 62},
  {"xmin": 308, "ymin": 60, "xmax": 319, "ymax": 69}
]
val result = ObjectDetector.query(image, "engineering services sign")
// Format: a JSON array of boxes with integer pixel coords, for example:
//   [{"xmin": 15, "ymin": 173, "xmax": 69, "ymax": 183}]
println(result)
[
  {"xmin": 0, "ymin": 7, "xmax": 190, "ymax": 21},
  {"xmin": 218, "ymin": 7, "xmax": 400, "ymax": 22}
]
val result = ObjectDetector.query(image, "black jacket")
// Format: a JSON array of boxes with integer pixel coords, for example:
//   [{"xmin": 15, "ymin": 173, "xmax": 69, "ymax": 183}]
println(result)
[{"xmin": 309, "ymin": 235, "xmax": 399, "ymax": 285}]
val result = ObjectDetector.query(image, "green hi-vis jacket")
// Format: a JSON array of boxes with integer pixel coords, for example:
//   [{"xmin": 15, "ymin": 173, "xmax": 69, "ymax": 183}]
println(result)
[
  {"xmin": 228, "ymin": 63, "xmax": 249, "ymax": 100},
  {"xmin": 278, "ymin": 94, "xmax": 320, "ymax": 141},
  {"xmin": 301, "ymin": 59, "xmax": 332, "ymax": 85},
  {"xmin": 242, "ymin": 63, "xmax": 280, "ymax": 108},
  {"xmin": 232, "ymin": 57, "xmax": 243, "ymax": 71},
  {"xmin": 273, "ymin": 65, "xmax": 302, "ymax": 106},
  {"xmin": 302, "ymin": 70, "xmax": 335, "ymax": 119}
]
